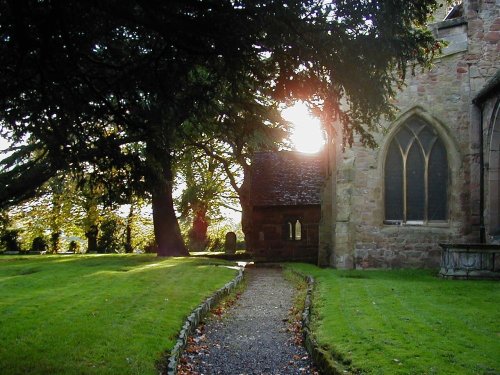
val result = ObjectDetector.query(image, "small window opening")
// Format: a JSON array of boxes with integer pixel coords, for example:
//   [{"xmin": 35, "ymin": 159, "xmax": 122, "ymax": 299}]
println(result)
[
  {"xmin": 287, "ymin": 222, "xmax": 293, "ymax": 240},
  {"xmin": 295, "ymin": 220, "xmax": 302, "ymax": 241},
  {"xmin": 285, "ymin": 218, "xmax": 302, "ymax": 241}
]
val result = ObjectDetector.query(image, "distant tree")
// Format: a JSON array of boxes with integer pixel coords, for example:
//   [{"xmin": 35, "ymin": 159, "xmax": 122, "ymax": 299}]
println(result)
[
  {"xmin": 188, "ymin": 85, "xmax": 287, "ymax": 246},
  {"xmin": 0, "ymin": 169, "xmax": 152, "ymax": 254},
  {"xmin": 4, "ymin": 173, "xmax": 96, "ymax": 253},
  {"xmin": 119, "ymin": 195, "xmax": 155, "ymax": 253},
  {"xmin": 68, "ymin": 240, "xmax": 80, "ymax": 254},
  {"xmin": 124, "ymin": 200, "xmax": 135, "ymax": 254},
  {"xmin": 175, "ymin": 147, "xmax": 240, "ymax": 251},
  {"xmin": 78, "ymin": 182, "xmax": 101, "ymax": 254},
  {"xmin": 0, "ymin": 229, "xmax": 21, "ymax": 252},
  {"xmin": 128, "ymin": 200, "xmax": 155, "ymax": 252},
  {"xmin": 0, "ymin": 210, "xmax": 8, "ymax": 236},
  {"xmin": 31, "ymin": 236, "xmax": 48, "ymax": 253},
  {"xmin": 7, "ymin": 186, "xmax": 66, "ymax": 250},
  {"xmin": 0, "ymin": 0, "xmax": 441, "ymax": 256},
  {"xmin": 97, "ymin": 215, "xmax": 124, "ymax": 254},
  {"xmin": 47, "ymin": 176, "xmax": 74, "ymax": 253}
]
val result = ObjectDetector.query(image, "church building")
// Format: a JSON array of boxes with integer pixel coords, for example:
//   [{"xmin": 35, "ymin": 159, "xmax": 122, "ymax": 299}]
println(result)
[
  {"xmin": 248, "ymin": 151, "xmax": 325, "ymax": 262},
  {"xmin": 319, "ymin": 0, "xmax": 499, "ymax": 269},
  {"xmin": 248, "ymin": 0, "xmax": 499, "ymax": 270}
]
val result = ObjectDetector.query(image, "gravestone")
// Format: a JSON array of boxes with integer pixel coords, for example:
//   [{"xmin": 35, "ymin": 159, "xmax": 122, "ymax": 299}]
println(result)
[{"xmin": 225, "ymin": 232, "xmax": 237, "ymax": 255}]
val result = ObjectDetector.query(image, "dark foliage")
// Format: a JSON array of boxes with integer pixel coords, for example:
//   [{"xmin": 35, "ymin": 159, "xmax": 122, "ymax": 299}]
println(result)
[
  {"xmin": 68, "ymin": 240, "xmax": 80, "ymax": 253},
  {"xmin": 97, "ymin": 218, "xmax": 122, "ymax": 254},
  {"xmin": 31, "ymin": 236, "xmax": 48, "ymax": 252},
  {"xmin": 0, "ymin": 229, "xmax": 21, "ymax": 252}
]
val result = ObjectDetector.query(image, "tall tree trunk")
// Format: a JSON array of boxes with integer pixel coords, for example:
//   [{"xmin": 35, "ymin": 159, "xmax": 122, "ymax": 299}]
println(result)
[
  {"xmin": 239, "ymin": 172, "xmax": 253, "ymax": 252},
  {"xmin": 85, "ymin": 225, "xmax": 98, "ymax": 253},
  {"xmin": 125, "ymin": 202, "xmax": 134, "ymax": 253},
  {"xmin": 49, "ymin": 180, "xmax": 63, "ymax": 254},
  {"xmin": 148, "ymin": 146, "xmax": 188, "ymax": 257},
  {"xmin": 50, "ymin": 231, "xmax": 60, "ymax": 254},
  {"xmin": 152, "ymin": 181, "xmax": 188, "ymax": 257},
  {"xmin": 188, "ymin": 207, "xmax": 209, "ymax": 251}
]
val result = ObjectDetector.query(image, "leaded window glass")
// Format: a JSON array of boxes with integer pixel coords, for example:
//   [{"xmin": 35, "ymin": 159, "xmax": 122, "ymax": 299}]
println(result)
[{"xmin": 385, "ymin": 118, "xmax": 448, "ymax": 224}]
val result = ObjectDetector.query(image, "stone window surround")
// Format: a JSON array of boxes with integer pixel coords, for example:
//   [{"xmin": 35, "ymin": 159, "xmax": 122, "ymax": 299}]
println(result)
[
  {"xmin": 384, "ymin": 118, "xmax": 448, "ymax": 223},
  {"xmin": 378, "ymin": 106, "xmax": 463, "ymax": 229}
]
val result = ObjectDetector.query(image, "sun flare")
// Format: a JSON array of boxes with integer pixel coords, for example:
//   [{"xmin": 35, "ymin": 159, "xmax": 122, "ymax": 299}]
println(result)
[{"xmin": 282, "ymin": 101, "xmax": 325, "ymax": 153}]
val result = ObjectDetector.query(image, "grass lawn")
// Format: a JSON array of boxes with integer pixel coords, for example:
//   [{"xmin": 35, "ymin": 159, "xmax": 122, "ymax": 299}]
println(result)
[
  {"xmin": 286, "ymin": 264, "xmax": 500, "ymax": 375},
  {"xmin": 0, "ymin": 254, "xmax": 237, "ymax": 375}
]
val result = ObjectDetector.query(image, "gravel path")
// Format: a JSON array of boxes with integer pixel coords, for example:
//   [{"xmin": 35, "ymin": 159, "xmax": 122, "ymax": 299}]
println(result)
[{"xmin": 178, "ymin": 267, "xmax": 317, "ymax": 375}]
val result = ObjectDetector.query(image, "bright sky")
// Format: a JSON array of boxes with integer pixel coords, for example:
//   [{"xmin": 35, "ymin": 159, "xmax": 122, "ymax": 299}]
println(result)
[
  {"xmin": 282, "ymin": 101, "xmax": 325, "ymax": 153},
  {"xmin": 0, "ymin": 136, "xmax": 8, "ymax": 150},
  {"xmin": 0, "ymin": 136, "xmax": 10, "ymax": 162}
]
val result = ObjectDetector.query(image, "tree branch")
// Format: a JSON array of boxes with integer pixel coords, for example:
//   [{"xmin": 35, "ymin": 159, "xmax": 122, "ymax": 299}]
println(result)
[{"xmin": 190, "ymin": 141, "xmax": 241, "ymax": 195}]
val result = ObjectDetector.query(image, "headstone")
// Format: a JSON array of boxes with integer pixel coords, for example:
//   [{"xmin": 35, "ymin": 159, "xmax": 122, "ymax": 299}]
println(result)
[{"xmin": 224, "ymin": 232, "xmax": 237, "ymax": 254}]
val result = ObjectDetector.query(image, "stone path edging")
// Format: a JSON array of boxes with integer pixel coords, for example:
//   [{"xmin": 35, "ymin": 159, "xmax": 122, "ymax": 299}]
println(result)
[
  {"xmin": 162, "ymin": 266, "xmax": 244, "ymax": 375},
  {"xmin": 296, "ymin": 272, "xmax": 346, "ymax": 375}
]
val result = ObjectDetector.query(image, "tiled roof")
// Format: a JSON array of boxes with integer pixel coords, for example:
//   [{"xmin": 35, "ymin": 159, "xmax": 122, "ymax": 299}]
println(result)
[{"xmin": 250, "ymin": 151, "xmax": 325, "ymax": 206}]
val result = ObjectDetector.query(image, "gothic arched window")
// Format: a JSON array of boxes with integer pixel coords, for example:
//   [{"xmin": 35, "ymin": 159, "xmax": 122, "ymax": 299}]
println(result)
[{"xmin": 385, "ymin": 118, "xmax": 448, "ymax": 224}]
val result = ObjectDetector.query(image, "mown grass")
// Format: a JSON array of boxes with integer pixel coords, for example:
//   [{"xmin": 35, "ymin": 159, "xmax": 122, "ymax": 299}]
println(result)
[
  {"xmin": 0, "ymin": 255, "xmax": 237, "ymax": 375},
  {"xmin": 286, "ymin": 264, "xmax": 500, "ymax": 375}
]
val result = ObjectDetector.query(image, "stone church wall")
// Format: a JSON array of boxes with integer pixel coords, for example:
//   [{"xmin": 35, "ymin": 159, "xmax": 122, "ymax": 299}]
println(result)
[
  {"xmin": 321, "ymin": 0, "xmax": 499, "ymax": 268},
  {"xmin": 483, "ymin": 92, "xmax": 500, "ymax": 237}
]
